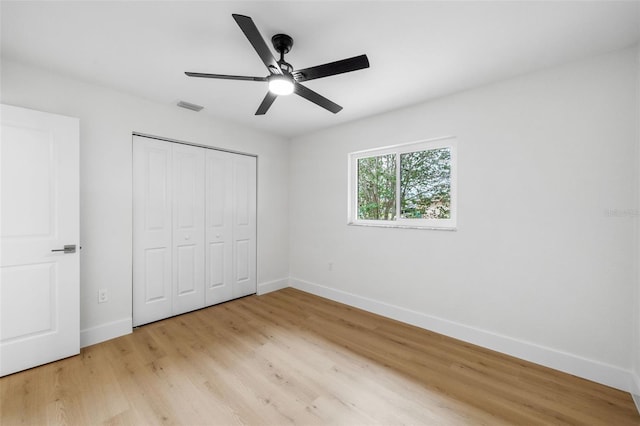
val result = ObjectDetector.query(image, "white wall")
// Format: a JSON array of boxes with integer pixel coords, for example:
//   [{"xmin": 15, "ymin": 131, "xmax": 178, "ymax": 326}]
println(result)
[
  {"xmin": 289, "ymin": 46, "xmax": 639, "ymax": 391},
  {"xmin": 0, "ymin": 60, "xmax": 290, "ymax": 346},
  {"xmin": 634, "ymin": 43, "xmax": 640, "ymax": 405}
]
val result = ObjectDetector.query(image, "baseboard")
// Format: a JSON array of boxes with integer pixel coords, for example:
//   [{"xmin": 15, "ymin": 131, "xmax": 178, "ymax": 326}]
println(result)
[
  {"xmin": 257, "ymin": 278, "xmax": 289, "ymax": 295},
  {"xmin": 632, "ymin": 374, "xmax": 640, "ymax": 414},
  {"xmin": 80, "ymin": 317, "xmax": 132, "ymax": 348},
  {"xmin": 290, "ymin": 277, "xmax": 633, "ymax": 393}
]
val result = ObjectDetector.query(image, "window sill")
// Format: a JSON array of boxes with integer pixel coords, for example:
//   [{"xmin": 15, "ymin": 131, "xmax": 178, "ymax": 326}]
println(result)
[{"xmin": 347, "ymin": 222, "xmax": 457, "ymax": 231}]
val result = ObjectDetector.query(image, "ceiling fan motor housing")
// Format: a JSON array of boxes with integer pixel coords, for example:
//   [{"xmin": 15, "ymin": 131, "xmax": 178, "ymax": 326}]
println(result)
[{"xmin": 272, "ymin": 33, "xmax": 293, "ymax": 54}]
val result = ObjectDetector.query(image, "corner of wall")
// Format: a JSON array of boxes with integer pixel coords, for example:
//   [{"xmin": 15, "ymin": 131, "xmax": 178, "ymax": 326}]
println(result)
[
  {"xmin": 632, "ymin": 372, "xmax": 640, "ymax": 414},
  {"xmin": 631, "ymin": 372, "xmax": 640, "ymax": 413},
  {"xmin": 80, "ymin": 318, "xmax": 132, "ymax": 348},
  {"xmin": 257, "ymin": 278, "xmax": 290, "ymax": 295}
]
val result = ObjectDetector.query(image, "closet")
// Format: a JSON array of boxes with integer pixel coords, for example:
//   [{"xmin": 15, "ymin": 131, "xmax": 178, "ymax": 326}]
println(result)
[{"xmin": 132, "ymin": 135, "xmax": 256, "ymax": 326}]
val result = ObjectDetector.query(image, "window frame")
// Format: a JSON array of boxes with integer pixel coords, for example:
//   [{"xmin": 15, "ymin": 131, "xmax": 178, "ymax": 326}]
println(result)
[{"xmin": 348, "ymin": 136, "xmax": 457, "ymax": 230}]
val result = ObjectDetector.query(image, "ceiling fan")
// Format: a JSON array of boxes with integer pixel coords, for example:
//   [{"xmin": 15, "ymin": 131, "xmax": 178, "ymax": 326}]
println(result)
[{"xmin": 185, "ymin": 14, "xmax": 370, "ymax": 115}]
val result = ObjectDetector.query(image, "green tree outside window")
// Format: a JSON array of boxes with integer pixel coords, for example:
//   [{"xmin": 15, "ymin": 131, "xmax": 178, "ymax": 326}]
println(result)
[{"xmin": 357, "ymin": 148, "xmax": 451, "ymax": 221}]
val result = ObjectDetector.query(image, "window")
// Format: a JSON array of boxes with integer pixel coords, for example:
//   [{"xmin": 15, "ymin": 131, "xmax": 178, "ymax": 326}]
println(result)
[{"xmin": 349, "ymin": 137, "xmax": 457, "ymax": 229}]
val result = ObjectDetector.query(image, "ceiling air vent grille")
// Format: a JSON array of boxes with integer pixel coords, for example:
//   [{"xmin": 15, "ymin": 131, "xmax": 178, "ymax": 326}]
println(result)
[{"xmin": 177, "ymin": 100, "xmax": 204, "ymax": 112}]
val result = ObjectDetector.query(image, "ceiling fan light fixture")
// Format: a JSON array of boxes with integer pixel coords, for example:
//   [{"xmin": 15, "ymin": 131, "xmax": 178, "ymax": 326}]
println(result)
[{"xmin": 268, "ymin": 74, "xmax": 294, "ymax": 96}]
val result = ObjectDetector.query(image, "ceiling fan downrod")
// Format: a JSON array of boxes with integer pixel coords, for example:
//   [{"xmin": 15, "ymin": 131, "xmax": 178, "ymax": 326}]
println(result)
[{"xmin": 272, "ymin": 33, "xmax": 294, "ymax": 74}]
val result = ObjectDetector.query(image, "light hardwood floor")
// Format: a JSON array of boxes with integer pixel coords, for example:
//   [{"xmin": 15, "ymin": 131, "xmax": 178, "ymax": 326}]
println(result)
[{"xmin": 1, "ymin": 287, "xmax": 639, "ymax": 425}]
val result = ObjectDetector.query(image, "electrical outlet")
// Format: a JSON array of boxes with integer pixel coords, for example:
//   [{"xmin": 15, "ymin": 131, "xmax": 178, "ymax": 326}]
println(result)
[{"xmin": 98, "ymin": 289, "xmax": 108, "ymax": 304}]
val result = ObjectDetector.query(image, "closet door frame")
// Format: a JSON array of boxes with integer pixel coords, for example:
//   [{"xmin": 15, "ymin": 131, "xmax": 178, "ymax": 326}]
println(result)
[{"xmin": 132, "ymin": 133, "xmax": 257, "ymax": 327}]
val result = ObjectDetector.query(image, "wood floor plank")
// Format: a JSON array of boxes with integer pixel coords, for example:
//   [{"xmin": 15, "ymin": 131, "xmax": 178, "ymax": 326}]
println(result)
[{"xmin": 1, "ymin": 287, "xmax": 639, "ymax": 425}]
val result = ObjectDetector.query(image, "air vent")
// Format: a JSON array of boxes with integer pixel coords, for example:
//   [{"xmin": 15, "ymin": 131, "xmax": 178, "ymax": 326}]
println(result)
[{"xmin": 177, "ymin": 100, "xmax": 204, "ymax": 112}]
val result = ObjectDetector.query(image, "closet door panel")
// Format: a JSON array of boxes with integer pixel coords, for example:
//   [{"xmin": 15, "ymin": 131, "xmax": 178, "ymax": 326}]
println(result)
[
  {"xmin": 208, "ymin": 242, "xmax": 225, "ymax": 285},
  {"xmin": 232, "ymin": 155, "xmax": 257, "ymax": 298},
  {"xmin": 205, "ymin": 150, "xmax": 233, "ymax": 306},
  {"xmin": 133, "ymin": 137, "xmax": 173, "ymax": 326},
  {"xmin": 144, "ymin": 248, "xmax": 169, "ymax": 301},
  {"xmin": 235, "ymin": 239, "xmax": 250, "ymax": 282},
  {"xmin": 172, "ymin": 144, "xmax": 205, "ymax": 315}
]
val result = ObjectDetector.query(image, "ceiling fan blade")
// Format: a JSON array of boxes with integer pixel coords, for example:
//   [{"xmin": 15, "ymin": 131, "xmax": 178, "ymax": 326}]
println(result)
[
  {"xmin": 185, "ymin": 72, "xmax": 267, "ymax": 81},
  {"xmin": 293, "ymin": 54, "xmax": 369, "ymax": 82},
  {"xmin": 293, "ymin": 82, "xmax": 342, "ymax": 114},
  {"xmin": 232, "ymin": 14, "xmax": 282, "ymax": 75},
  {"xmin": 255, "ymin": 92, "xmax": 277, "ymax": 115}
]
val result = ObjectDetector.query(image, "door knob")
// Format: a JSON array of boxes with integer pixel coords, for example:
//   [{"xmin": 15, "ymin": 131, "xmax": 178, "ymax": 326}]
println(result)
[{"xmin": 51, "ymin": 244, "xmax": 76, "ymax": 254}]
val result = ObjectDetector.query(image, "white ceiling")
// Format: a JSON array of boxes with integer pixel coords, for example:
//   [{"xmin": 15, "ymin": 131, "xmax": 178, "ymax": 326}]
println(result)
[{"xmin": 2, "ymin": 1, "xmax": 639, "ymax": 139}]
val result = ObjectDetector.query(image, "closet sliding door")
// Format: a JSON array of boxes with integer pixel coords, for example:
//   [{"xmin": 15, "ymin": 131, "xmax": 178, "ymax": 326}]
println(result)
[
  {"xmin": 133, "ymin": 138, "xmax": 173, "ymax": 326},
  {"xmin": 204, "ymin": 150, "xmax": 257, "ymax": 306},
  {"xmin": 231, "ymin": 154, "xmax": 257, "ymax": 299},
  {"xmin": 172, "ymin": 143, "xmax": 205, "ymax": 315},
  {"xmin": 205, "ymin": 149, "xmax": 233, "ymax": 306},
  {"xmin": 133, "ymin": 135, "xmax": 256, "ymax": 326}
]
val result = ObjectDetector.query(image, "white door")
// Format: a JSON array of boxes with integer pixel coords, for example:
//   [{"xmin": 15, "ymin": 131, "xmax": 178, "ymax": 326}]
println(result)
[
  {"xmin": 0, "ymin": 104, "xmax": 80, "ymax": 377},
  {"xmin": 171, "ymin": 143, "xmax": 205, "ymax": 315},
  {"xmin": 232, "ymin": 155, "xmax": 256, "ymax": 298},
  {"xmin": 205, "ymin": 151, "xmax": 256, "ymax": 304},
  {"xmin": 133, "ymin": 137, "xmax": 206, "ymax": 325},
  {"xmin": 205, "ymin": 150, "xmax": 233, "ymax": 306},
  {"xmin": 132, "ymin": 137, "xmax": 173, "ymax": 326}
]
